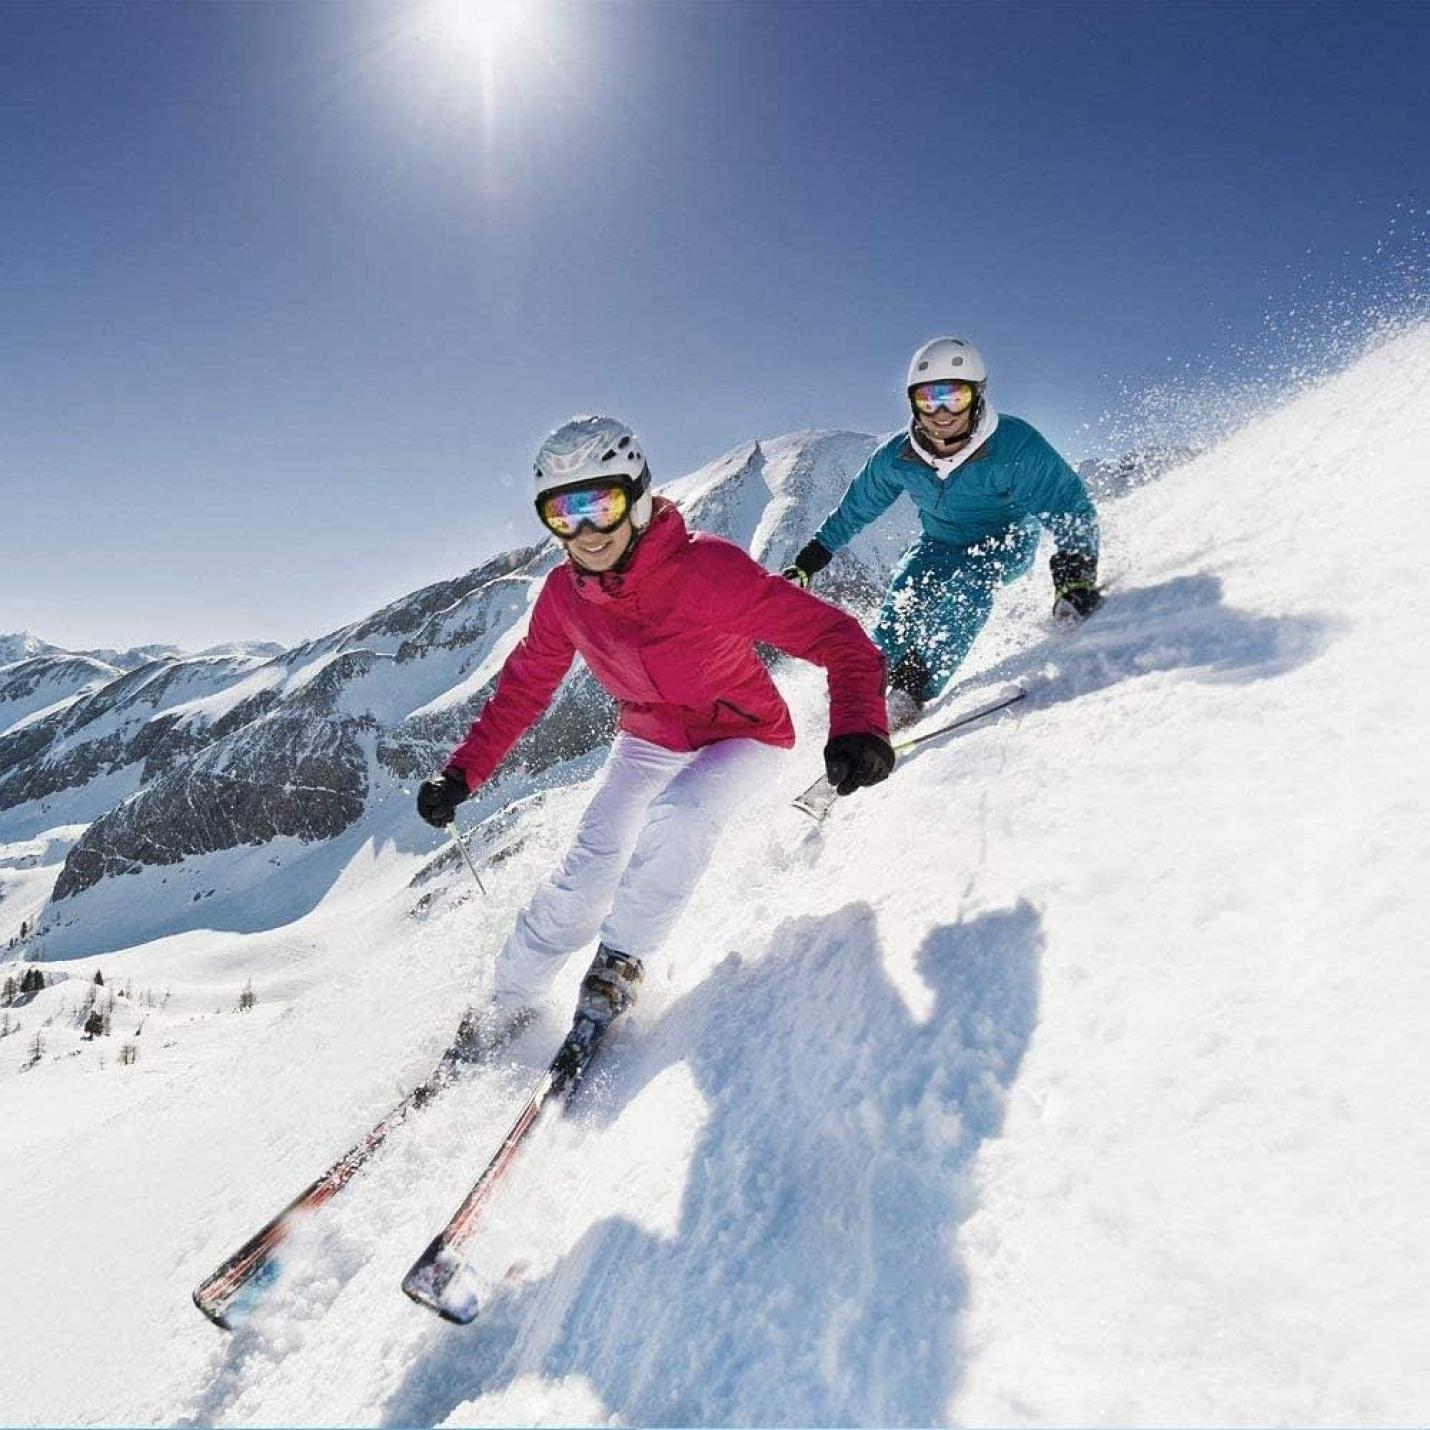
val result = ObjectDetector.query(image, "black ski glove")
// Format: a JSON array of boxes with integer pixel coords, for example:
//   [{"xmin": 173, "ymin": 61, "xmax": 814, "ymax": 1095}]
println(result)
[
  {"xmin": 1050, "ymin": 550, "xmax": 1103, "ymax": 624},
  {"xmin": 823, "ymin": 732, "xmax": 896, "ymax": 797},
  {"xmin": 783, "ymin": 539, "xmax": 833, "ymax": 589},
  {"xmin": 416, "ymin": 767, "xmax": 470, "ymax": 828}
]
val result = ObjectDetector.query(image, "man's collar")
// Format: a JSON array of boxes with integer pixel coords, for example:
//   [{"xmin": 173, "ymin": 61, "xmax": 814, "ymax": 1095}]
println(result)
[{"xmin": 906, "ymin": 403, "xmax": 1000, "ymax": 478}]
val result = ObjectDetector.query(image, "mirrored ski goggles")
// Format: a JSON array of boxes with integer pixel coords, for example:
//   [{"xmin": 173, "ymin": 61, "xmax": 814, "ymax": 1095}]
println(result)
[
  {"xmin": 535, "ymin": 480, "xmax": 632, "ymax": 539},
  {"xmin": 910, "ymin": 380, "xmax": 977, "ymax": 416}
]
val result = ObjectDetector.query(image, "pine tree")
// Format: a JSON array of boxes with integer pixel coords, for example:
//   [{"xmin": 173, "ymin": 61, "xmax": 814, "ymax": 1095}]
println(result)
[
  {"xmin": 237, "ymin": 979, "xmax": 257, "ymax": 1012},
  {"xmin": 93, "ymin": 969, "xmax": 105, "ymax": 987},
  {"xmin": 84, "ymin": 1008, "xmax": 105, "ymax": 1039}
]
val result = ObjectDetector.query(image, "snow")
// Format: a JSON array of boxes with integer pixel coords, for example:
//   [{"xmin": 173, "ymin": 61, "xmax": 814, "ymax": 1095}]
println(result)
[
  {"xmin": 0, "ymin": 655, "xmax": 121, "ymax": 734},
  {"xmin": 167, "ymin": 662, "xmax": 290, "ymax": 730},
  {"xmin": 2, "ymin": 320, "xmax": 1429, "ymax": 1425}
]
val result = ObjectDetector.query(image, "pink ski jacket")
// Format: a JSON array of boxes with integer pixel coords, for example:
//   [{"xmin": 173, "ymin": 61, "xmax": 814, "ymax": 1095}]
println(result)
[{"xmin": 446, "ymin": 499, "xmax": 888, "ymax": 790}]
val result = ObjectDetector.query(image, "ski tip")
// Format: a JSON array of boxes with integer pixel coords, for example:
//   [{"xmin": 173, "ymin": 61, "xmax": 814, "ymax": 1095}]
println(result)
[
  {"xmin": 192, "ymin": 1287, "xmax": 235, "ymax": 1331},
  {"xmin": 435, "ymin": 1300, "xmax": 479, "ymax": 1326},
  {"xmin": 402, "ymin": 1265, "xmax": 481, "ymax": 1325}
]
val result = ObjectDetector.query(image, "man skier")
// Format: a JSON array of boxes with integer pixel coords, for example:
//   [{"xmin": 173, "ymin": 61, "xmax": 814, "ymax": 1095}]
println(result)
[
  {"xmin": 416, "ymin": 416, "xmax": 892, "ymax": 1051},
  {"xmin": 784, "ymin": 338, "xmax": 1101, "ymax": 727}
]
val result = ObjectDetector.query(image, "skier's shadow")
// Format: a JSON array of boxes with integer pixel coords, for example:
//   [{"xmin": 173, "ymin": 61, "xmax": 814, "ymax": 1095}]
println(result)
[
  {"xmin": 982, "ymin": 572, "xmax": 1334, "ymax": 707},
  {"xmin": 381, "ymin": 899, "xmax": 1044, "ymax": 1427}
]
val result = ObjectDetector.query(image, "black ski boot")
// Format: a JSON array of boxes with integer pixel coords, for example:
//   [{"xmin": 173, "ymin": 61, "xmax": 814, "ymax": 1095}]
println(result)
[
  {"xmin": 887, "ymin": 652, "xmax": 931, "ymax": 732},
  {"xmin": 575, "ymin": 944, "xmax": 644, "ymax": 1030}
]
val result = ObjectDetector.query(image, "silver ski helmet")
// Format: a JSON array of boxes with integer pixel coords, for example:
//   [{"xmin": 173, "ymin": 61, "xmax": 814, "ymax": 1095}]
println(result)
[{"xmin": 532, "ymin": 415, "xmax": 653, "ymax": 532}]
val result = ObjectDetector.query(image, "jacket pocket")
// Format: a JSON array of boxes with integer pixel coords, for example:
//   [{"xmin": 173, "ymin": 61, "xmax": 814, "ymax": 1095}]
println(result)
[{"xmin": 713, "ymin": 698, "xmax": 760, "ymax": 726}]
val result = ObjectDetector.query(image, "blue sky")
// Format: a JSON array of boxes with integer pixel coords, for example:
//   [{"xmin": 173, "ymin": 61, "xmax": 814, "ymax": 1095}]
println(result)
[{"xmin": 2, "ymin": 0, "xmax": 1426, "ymax": 651}]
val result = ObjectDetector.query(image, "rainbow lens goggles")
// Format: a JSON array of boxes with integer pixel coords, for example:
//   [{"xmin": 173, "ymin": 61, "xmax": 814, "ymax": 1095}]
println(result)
[
  {"xmin": 910, "ymin": 380, "xmax": 977, "ymax": 416},
  {"xmin": 535, "ymin": 479, "xmax": 633, "ymax": 539}
]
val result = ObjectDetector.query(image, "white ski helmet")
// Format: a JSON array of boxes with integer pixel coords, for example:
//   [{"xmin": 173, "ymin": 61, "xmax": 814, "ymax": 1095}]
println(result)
[
  {"xmin": 532, "ymin": 415, "xmax": 652, "ymax": 529},
  {"xmin": 905, "ymin": 337, "xmax": 988, "ymax": 390}
]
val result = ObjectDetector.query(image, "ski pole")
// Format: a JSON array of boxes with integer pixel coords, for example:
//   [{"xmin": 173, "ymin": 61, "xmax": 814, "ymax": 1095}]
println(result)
[
  {"xmin": 446, "ymin": 823, "xmax": 488, "ymax": 898},
  {"xmin": 891, "ymin": 684, "xmax": 1027, "ymax": 754}
]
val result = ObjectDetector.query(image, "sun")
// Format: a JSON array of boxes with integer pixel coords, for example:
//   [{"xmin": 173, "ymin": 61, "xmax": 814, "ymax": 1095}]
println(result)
[
  {"xmin": 371, "ymin": 0, "xmax": 576, "ymax": 180},
  {"xmin": 422, "ymin": 0, "xmax": 540, "ymax": 62},
  {"xmin": 409, "ymin": 0, "xmax": 551, "ymax": 108}
]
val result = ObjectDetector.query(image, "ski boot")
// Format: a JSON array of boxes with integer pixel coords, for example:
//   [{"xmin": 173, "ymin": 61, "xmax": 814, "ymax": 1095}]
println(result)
[
  {"xmin": 569, "ymin": 944, "xmax": 642, "ymax": 1039},
  {"xmin": 886, "ymin": 653, "xmax": 930, "ymax": 732},
  {"xmin": 885, "ymin": 687, "xmax": 925, "ymax": 732},
  {"xmin": 553, "ymin": 945, "xmax": 643, "ymax": 1080}
]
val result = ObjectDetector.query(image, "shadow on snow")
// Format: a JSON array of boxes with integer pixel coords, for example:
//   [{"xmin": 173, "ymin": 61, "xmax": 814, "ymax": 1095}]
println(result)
[
  {"xmin": 381, "ymin": 899, "xmax": 1044, "ymax": 1428},
  {"xmin": 991, "ymin": 572, "xmax": 1335, "ymax": 703}
]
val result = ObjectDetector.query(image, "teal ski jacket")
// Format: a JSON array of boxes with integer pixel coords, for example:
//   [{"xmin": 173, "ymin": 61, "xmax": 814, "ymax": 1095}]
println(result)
[{"xmin": 813, "ymin": 415, "xmax": 1098, "ymax": 560}]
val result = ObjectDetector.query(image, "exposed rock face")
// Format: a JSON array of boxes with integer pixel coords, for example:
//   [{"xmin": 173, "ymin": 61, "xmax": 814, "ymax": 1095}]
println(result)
[
  {"xmin": 21, "ymin": 431, "xmax": 916, "ymax": 917},
  {"xmin": 52, "ymin": 711, "xmax": 369, "ymax": 897}
]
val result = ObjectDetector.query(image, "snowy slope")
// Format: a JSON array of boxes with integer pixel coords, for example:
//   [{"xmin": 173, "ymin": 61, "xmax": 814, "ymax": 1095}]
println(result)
[{"xmin": 2, "ymin": 323, "xmax": 1429, "ymax": 1426}]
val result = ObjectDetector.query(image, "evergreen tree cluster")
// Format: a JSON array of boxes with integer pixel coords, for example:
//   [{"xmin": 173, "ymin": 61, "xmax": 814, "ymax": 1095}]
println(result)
[
  {"xmin": 2, "ymin": 966, "xmax": 48, "ymax": 1005},
  {"xmin": 79, "ymin": 974, "xmax": 115, "ymax": 1038}
]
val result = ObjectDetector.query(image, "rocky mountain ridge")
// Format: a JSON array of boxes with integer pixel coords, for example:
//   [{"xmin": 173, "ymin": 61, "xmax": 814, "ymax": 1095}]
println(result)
[{"xmin": 0, "ymin": 632, "xmax": 285, "ymax": 672}]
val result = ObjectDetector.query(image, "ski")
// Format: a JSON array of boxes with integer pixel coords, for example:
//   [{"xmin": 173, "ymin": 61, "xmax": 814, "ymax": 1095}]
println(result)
[
  {"xmin": 401, "ymin": 1015, "xmax": 608, "ymax": 1325},
  {"xmin": 792, "ymin": 682, "xmax": 1027, "ymax": 822},
  {"xmin": 193, "ymin": 1042, "xmax": 476, "ymax": 1329}
]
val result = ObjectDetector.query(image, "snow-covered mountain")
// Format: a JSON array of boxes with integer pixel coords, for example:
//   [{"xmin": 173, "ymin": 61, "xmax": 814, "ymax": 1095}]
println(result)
[
  {"xmin": 0, "ymin": 631, "xmax": 284, "ymax": 673},
  {"xmin": 3, "ymin": 329, "xmax": 1428, "ymax": 1425},
  {"xmin": 0, "ymin": 649, "xmax": 122, "ymax": 734},
  {"xmin": 0, "ymin": 630, "xmax": 64, "ymax": 664}
]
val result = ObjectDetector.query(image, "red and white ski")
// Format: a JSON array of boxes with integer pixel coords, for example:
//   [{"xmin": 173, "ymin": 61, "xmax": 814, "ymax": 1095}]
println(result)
[{"xmin": 401, "ymin": 1017, "xmax": 606, "ymax": 1324}]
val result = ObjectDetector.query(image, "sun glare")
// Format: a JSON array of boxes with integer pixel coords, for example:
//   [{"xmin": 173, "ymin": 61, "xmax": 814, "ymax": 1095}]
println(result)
[
  {"xmin": 411, "ymin": 0, "xmax": 551, "ymax": 127},
  {"xmin": 368, "ymin": 0, "xmax": 586, "ymax": 189},
  {"xmin": 424, "ymin": 0, "xmax": 539, "ymax": 67}
]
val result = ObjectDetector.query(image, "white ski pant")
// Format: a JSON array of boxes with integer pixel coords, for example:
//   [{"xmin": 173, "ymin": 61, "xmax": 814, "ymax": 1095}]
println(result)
[{"xmin": 491, "ymin": 733, "xmax": 784, "ymax": 1008}]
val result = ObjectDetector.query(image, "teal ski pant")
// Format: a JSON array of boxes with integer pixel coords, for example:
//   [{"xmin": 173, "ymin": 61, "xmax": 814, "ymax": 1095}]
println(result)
[{"xmin": 872, "ymin": 521, "xmax": 1041, "ymax": 702}]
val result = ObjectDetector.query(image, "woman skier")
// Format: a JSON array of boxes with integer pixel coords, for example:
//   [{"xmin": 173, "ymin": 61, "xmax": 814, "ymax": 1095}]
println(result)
[
  {"xmin": 784, "ymin": 338, "xmax": 1102, "ymax": 728},
  {"xmin": 416, "ymin": 415, "xmax": 892, "ymax": 1051}
]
